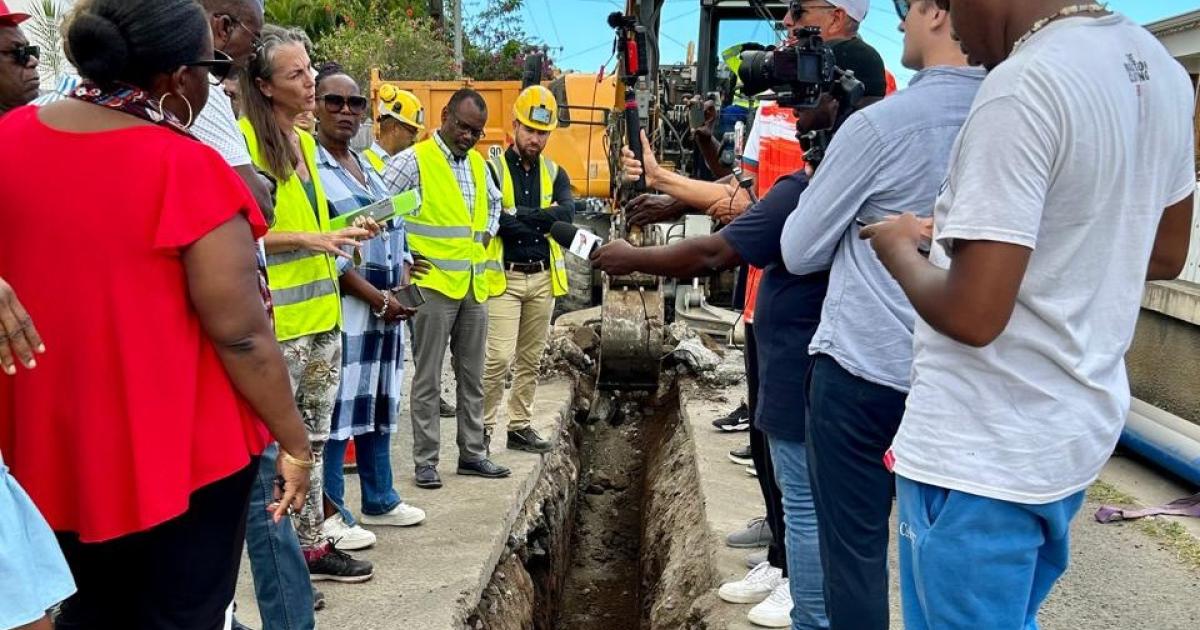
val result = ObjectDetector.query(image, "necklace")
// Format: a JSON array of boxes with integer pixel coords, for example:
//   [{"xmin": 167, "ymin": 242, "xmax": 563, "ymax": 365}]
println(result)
[{"xmin": 1012, "ymin": 3, "xmax": 1109, "ymax": 53}]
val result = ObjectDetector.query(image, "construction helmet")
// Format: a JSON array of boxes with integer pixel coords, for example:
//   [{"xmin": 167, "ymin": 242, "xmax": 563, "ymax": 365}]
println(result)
[
  {"xmin": 513, "ymin": 85, "xmax": 558, "ymax": 132},
  {"xmin": 377, "ymin": 84, "xmax": 425, "ymax": 131}
]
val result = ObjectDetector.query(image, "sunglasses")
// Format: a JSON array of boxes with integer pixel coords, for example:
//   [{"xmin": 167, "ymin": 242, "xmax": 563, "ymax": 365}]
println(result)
[
  {"xmin": 2, "ymin": 44, "xmax": 39, "ymax": 67},
  {"xmin": 187, "ymin": 50, "xmax": 234, "ymax": 86},
  {"xmin": 894, "ymin": 0, "xmax": 949, "ymax": 21},
  {"xmin": 321, "ymin": 94, "xmax": 369, "ymax": 115},
  {"xmin": 789, "ymin": 1, "xmax": 838, "ymax": 18}
]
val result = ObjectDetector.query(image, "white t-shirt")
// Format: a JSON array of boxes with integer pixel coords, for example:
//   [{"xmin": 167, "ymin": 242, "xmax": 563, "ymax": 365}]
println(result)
[
  {"xmin": 192, "ymin": 83, "xmax": 251, "ymax": 168},
  {"xmin": 892, "ymin": 13, "xmax": 1196, "ymax": 505}
]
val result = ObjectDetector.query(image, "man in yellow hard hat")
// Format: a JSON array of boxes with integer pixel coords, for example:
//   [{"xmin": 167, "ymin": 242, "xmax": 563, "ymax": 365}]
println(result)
[
  {"xmin": 366, "ymin": 85, "xmax": 424, "ymax": 174},
  {"xmin": 480, "ymin": 85, "xmax": 574, "ymax": 454}
]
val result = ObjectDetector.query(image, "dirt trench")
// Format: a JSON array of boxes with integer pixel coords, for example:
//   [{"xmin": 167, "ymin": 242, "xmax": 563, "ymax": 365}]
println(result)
[{"xmin": 466, "ymin": 379, "xmax": 717, "ymax": 629}]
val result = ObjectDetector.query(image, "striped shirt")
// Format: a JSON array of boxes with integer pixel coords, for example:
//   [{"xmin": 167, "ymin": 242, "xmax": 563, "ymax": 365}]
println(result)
[
  {"xmin": 381, "ymin": 131, "xmax": 501, "ymax": 236},
  {"xmin": 317, "ymin": 144, "xmax": 412, "ymax": 438}
]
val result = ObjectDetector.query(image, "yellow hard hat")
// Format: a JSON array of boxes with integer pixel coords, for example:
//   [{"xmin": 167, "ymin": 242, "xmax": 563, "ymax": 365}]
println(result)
[
  {"xmin": 513, "ymin": 85, "xmax": 558, "ymax": 132},
  {"xmin": 377, "ymin": 84, "xmax": 425, "ymax": 131}
]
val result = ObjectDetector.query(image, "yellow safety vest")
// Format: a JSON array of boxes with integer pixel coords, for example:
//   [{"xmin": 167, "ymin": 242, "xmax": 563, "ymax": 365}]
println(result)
[
  {"xmin": 408, "ymin": 139, "xmax": 491, "ymax": 303},
  {"xmin": 363, "ymin": 146, "xmax": 387, "ymax": 174},
  {"xmin": 239, "ymin": 118, "xmax": 341, "ymax": 342},
  {"xmin": 485, "ymin": 154, "xmax": 569, "ymax": 298}
]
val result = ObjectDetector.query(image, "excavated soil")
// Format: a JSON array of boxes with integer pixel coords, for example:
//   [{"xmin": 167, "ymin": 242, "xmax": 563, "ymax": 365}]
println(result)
[{"xmin": 468, "ymin": 379, "xmax": 716, "ymax": 629}]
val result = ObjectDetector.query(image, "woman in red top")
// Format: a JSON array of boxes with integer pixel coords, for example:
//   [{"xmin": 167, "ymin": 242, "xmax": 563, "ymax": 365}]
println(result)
[{"xmin": 0, "ymin": 0, "xmax": 312, "ymax": 627}]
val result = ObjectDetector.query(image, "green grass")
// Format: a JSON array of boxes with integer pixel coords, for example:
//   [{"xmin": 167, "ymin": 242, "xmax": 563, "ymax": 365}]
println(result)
[{"xmin": 1088, "ymin": 480, "xmax": 1200, "ymax": 572}]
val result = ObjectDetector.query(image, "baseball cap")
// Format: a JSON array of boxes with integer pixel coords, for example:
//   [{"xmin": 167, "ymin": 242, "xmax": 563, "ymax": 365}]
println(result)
[
  {"xmin": 825, "ymin": 0, "xmax": 869, "ymax": 23},
  {"xmin": 0, "ymin": 1, "xmax": 30, "ymax": 26}
]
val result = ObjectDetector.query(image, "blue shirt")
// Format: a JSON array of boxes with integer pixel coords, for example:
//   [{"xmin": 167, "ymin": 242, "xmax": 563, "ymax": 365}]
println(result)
[
  {"xmin": 780, "ymin": 66, "xmax": 986, "ymax": 392},
  {"xmin": 720, "ymin": 173, "xmax": 828, "ymax": 443}
]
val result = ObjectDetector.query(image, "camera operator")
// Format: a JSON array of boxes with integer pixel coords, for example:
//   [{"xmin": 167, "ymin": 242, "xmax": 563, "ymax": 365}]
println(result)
[
  {"xmin": 623, "ymin": 0, "xmax": 886, "ymax": 230},
  {"xmin": 595, "ymin": 36, "xmax": 886, "ymax": 628},
  {"xmin": 776, "ymin": 2, "xmax": 982, "ymax": 628}
]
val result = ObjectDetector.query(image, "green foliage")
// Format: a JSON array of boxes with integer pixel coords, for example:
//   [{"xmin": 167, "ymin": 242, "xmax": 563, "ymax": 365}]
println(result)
[
  {"xmin": 315, "ymin": 15, "xmax": 456, "ymax": 86},
  {"xmin": 27, "ymin": 0, "xmax": 67, "ymax": 86},
  {"xmin": 271, "ymin": 0, "xmax": 555, "ymax": 82}
]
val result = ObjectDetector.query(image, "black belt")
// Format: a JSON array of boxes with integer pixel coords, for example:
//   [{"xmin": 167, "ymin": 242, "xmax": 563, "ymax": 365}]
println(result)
[{"xmin": 504, "ymin": 260, "xmax": 548, "ymax": 273}]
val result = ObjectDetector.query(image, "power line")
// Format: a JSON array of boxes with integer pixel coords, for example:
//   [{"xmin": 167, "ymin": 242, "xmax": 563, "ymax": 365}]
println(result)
[{"xmin": 541, "ymin": 0, "xmax": 566, "ymax": 51}]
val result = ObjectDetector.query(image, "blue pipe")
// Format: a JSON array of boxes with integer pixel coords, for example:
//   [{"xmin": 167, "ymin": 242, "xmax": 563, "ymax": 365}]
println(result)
[{"xmin": 1119, "ymin": 400, "xmax": 1200, "ymax": 488}]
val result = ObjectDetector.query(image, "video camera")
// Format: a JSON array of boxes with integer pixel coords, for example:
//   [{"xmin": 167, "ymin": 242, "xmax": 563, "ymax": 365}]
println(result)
[{"xmin": 735, "ymin": 27, "xmax": 864, "ymax": 111}]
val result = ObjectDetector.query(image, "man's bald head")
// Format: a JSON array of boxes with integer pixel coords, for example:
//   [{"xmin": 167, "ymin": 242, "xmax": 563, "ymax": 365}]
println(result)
[{"xmin": 202, "ymin": 0, "xmax": 263, "ymax": 70}]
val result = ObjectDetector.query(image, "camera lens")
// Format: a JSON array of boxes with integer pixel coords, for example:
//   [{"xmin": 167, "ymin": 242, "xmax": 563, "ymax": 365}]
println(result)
[{"xmin": 737, "ymin": 50, "xmax": 774, "ymax": 97}]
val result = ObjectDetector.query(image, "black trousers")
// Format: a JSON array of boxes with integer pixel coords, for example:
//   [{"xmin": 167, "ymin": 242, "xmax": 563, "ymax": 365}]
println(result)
[
  {"xmin": 55, "ymin": 460, "xmax": 258, "ymax": 630},
  {"xmin": 806, "ymin": 354, "xmax": 906, "ymax": 630},
  {"xmin": 745, "ymin": 323, "xmax": 788, "ymax": 576}
]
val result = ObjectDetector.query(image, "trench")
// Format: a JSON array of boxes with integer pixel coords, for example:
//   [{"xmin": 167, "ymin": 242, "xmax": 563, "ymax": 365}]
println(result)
[{"xmin": 467, "ymin": 377, "xmax": 717, "ymax": 630}]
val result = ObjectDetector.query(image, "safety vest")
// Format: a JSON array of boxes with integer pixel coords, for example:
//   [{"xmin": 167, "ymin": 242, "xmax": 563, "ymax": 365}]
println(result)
[
  {"xmin": 363, "ymin": 145, "xmax": 387, "ymax": 174},
  {"xmin": 408, "ymin": 139, "xmax": 491, "ymax": 303},
  {"xmin": 485, "ymin": 153, "xmax": 569, "ymax": 298},
  {"xmin": 239, "ymin": 118, "xmax": 341, "ymax": 342}
]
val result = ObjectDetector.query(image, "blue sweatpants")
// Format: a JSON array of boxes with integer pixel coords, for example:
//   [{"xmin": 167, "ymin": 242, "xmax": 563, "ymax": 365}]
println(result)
[{"xmin": 896, "ymin": 475, "xmax": 1085, "ymax": 630}]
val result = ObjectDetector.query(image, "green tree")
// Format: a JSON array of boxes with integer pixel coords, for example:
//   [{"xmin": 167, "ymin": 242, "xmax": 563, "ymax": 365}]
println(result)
[
  {"xmin": 266, "ymin": 0, "xmax": 430, "ymax": 41},
  {"xmin": 315, "ymin": 15, "xmax": 456, "ymax": 86},
  {"xmin": 460, "ymin": 0, "xmax": 555, "ymax": 81}
]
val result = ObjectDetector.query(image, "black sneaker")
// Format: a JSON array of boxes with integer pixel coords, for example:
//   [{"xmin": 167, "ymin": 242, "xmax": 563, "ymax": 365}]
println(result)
[
  {"xmin": 507, "ymin": 427, "xmax": 552, "ymax": 453},
  {"xmin": 415, "ymin": 465, "xmax": 442, "ymax": 489},
  {"xmin": 728, "ymin": 444, "xmax": 753, "ymax": 466},
  {"xmin": 457, "ymin": 458, "xmax": 512, "ymax": 478},
  {"xmin": 712, "ymin": 401, "xmax": 751, "ymax": 432},
  {"xmin": 308, "ymin": 546, "xmax": 374, "ymax": 583},
  {"xmin": 439, "ymin": 396, "xmax": 457, "ymax": 417}
]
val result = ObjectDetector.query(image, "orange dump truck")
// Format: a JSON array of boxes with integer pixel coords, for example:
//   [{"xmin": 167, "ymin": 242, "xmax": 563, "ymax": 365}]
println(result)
[{"xmin": 368, "ymin": 69, "xmax": 619, "ymax": 200}]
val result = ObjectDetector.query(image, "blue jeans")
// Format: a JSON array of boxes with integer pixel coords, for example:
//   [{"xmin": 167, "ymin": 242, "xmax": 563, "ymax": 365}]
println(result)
[
  {"xmin": 324, "ymin": 432, "xmax": 402, "ymax": 525},
  {"xmin": 896, "ymin": 475, "xmax": 1085, "ymax": 629},
  {"xmin": 245, "ymin": 444, "xmax": 315, "ymax": 630},
  {"xmin": 770, "ymin": 437, "xmax": 829, "ymax": 629},
  {"xmin": 805, "ymin": 354, "xmax": 905, "ymax": 630}
]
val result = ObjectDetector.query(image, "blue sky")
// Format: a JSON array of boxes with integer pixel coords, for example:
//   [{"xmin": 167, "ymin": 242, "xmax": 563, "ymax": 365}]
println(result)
[{"xmin": 499, "ymin": 0, "xmax": 1200, "ymax": 85}]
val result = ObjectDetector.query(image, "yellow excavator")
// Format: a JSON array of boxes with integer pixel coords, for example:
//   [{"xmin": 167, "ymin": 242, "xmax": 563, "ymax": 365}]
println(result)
[{"xmin": 370, "ymin": 1, "xmax": 793, "ymax": 387}]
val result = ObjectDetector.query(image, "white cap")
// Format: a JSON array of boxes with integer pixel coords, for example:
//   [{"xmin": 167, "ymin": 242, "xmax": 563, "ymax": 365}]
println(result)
[{"xmin": 826, "ymin": 0, "xmax": 868, "ymax": 22}]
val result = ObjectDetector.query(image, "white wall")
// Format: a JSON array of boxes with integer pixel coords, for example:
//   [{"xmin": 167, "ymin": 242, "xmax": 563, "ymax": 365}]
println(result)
[{"xmin": 1185, "ymin": 185, "xmax": 1200, "ymax": 285}]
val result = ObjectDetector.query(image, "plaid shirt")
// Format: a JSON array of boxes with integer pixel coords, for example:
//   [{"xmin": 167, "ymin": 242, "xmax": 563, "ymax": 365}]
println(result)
[
  {"xmin": 382, "ymin": 131, "xmax": 501, "ymax": 236},
  {"xmin": 317, "ymin": 145, "xmax": 411, "ymax": 439}
]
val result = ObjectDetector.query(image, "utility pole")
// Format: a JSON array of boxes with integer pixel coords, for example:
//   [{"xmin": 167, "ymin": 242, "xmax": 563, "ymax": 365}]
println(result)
[{"xmin": 453, "ymin": 0, "xmax": 463, "ymax": 78}]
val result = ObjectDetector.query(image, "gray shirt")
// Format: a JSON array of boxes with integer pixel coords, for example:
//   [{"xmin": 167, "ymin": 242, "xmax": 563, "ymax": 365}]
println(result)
[{"xmin": 780, "ymin": 66, "xmax": 985, "ymax": 392}]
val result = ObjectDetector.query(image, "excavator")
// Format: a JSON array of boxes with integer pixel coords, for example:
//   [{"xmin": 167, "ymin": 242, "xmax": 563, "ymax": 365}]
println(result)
[{"xmin": 370, "ymin": 1, "xmax": 793, "ymax": 388}]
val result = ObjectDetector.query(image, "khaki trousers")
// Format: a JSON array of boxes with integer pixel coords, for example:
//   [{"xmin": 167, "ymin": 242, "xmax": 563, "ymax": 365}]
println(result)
[{"xmin": 483, "ymin": 270, "xmax": 555, "ymax": 432}]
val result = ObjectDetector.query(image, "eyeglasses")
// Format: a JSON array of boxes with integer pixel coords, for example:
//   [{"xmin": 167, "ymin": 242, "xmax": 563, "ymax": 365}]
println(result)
[
  {"xmin": 321, "ymin": 94, "xmax": 369, "ymax": 115},
  {"xmin": 789, "ymin": 1, "xmax": 838, "ymax": 18},
  {"xmin": 187, "ymin": 50, "xmax": 234, "ymax": 86},
  {"xmin": 450, "ymin": 115, "xmax": 485, "ymax": 139},
  {"xmin": 2, "ymin": 44, "xmax": 39, "ymax": 67},
  {"xmin": 216, "ymin": 13, "xmax": 261, "ymax": 47}
]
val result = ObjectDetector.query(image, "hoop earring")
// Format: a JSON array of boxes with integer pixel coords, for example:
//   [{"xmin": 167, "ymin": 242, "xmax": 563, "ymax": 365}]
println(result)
[{"xmin": 157, "ymin": 92, "xmax": 195, "ymax": 128}]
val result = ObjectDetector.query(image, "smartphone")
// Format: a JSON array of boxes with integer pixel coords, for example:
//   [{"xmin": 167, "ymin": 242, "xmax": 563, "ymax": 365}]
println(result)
[
  {"xmin": 392, "ymin": 284, "xmax": 426, "ymax": 309},
  {"xmin": 855, "ymin": 211, "xmax": 893, "ymax": 227}
]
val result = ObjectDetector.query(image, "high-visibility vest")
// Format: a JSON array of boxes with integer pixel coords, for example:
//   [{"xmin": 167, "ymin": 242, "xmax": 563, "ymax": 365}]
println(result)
[
  {"xmin": 408, "ymin": 139, "xmax": 491, "ymax": 303},
  {"xmin": 363, "ymin": 145, "xmax": 387, "ymax": 174},
  {"xmin": 485, "ymin": 153, "xmax": 569, "ymax": 298},
  {"xmin": 239, "ymin": 118, "xmax": 341, "ymax": 342}
]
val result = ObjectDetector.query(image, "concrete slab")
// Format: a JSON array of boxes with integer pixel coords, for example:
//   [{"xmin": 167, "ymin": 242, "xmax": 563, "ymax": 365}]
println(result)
[
  {"xmin": 233, "ymin": 380, "xmax": 572, "ymax": 629},
  {"xmin": 682, "ymin": 378, "xmax": 1200, "ymax": 630}
]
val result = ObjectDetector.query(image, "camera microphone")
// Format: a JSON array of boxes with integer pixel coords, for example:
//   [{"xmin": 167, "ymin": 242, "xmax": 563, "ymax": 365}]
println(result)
[{"xmin": 550, "ymin": 221, "xmax": 603, "ymax": 259}]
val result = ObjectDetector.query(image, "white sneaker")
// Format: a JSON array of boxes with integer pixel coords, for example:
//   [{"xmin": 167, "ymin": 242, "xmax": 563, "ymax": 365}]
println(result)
[
  {"xmin": 360, "ymin": 502, "xmax": 427, "ymax": 527},
  {"xmin": 747, "ymin": 579, "xmax": 792, "ymax": 628},
  {"xmin": 321, "ymin": 514, "xmax": 377, "ymax": 551},
  {"xmin": 718, "ymin": 562, "xmax": 783, "ymax": 604}
]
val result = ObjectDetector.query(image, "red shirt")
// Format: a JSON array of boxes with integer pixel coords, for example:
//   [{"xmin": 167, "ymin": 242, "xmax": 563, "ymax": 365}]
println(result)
[{"xmin": 0, "ymin": 107, "xmax": 271, "ymax": 542}]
